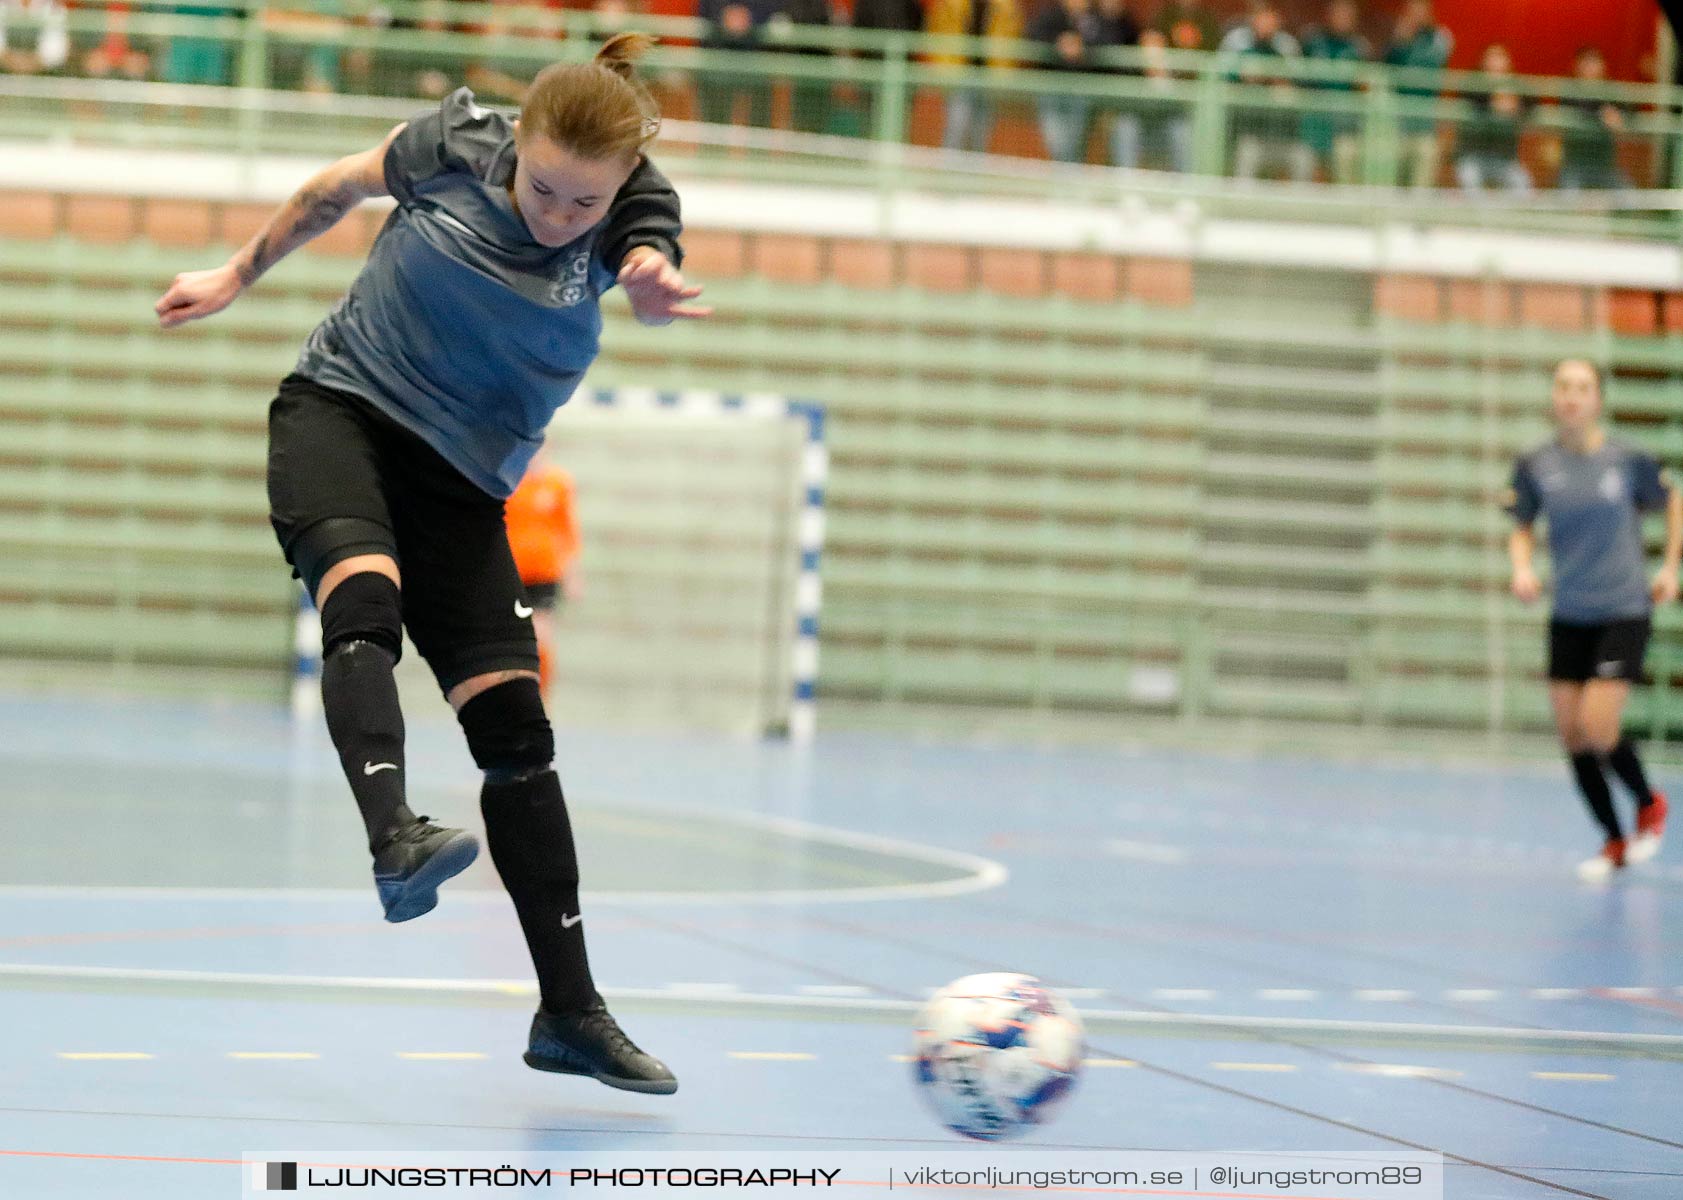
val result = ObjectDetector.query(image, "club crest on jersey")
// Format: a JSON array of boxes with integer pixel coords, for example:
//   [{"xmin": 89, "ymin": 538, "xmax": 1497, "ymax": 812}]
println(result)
[
  {"xmin": 548, "ymin": 255, "xmax": 591, "ymax": 306},
  {"xmin": 1600, "ymin": 468, "xmax": 1623, "ymax": 501}
]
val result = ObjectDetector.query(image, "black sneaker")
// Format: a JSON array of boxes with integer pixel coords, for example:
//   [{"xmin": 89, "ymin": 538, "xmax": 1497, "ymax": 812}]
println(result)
[
  {"xmin": 524, "ymin": 1002, "xmax": 678, "ymax": 1094},
  {"xmin": 372, "ymin": 817, "xmax": 479, "ymax": 923}
]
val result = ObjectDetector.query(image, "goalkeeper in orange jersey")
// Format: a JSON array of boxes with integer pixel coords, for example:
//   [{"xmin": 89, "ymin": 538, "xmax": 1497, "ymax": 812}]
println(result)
[{"xmin": 506, "ymin": 455, "xmax": 582, "ymax": 695}]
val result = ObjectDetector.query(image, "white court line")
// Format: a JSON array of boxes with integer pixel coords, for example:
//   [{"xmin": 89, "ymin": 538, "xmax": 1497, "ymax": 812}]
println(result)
[
  {"xmin": 12, "ymin": 965, "xmax": 1683, "ymax": 1056},
  {"xmin": 0, "ymin": 807, "xmax": 1007, "ymax": 908},
  {"xmin": 1531, "ymin": 989, "xmax": 1584, "ymax": 1000},
  {"xmin": 1104, "ymin": 839, "xmax": 1188, "ymax": 864}
]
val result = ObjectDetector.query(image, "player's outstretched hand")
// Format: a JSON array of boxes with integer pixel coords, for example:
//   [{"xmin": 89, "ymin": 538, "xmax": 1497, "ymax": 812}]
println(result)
[
  {"xmin": 1510, "ymin": 566, "xmax": 1543, "ymax": 604},
  {"xmin": 1651, "ymin": 568, "xmax": 1679, "ymax": 606},
  {"xmin": 155, "ymin": 263, "xmax": 244, "ymax": 329},
  {"xmin": 618, "ymin": 250, "xmax": 712, "ymax": 326}
]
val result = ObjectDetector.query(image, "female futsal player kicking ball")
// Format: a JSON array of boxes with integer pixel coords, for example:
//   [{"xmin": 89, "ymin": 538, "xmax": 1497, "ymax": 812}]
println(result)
[
  {"xmin": 153, "ymin": 34, "xmax": 704, "ymax": 1092},
  {"xmin": 1507, "ymin": 359, "xmax": 1679, "ymax": 880}
]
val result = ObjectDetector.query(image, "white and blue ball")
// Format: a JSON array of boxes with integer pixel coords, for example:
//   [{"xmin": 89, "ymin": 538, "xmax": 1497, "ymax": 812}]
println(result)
[{"xmin": 911, "ymin": 972, "xmax": 1085, "ymax": 1141}]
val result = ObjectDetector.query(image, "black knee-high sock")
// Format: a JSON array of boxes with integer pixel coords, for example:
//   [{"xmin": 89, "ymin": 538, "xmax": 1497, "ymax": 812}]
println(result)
[
  {"xmin": 322, "ymin": 640, "xmax": 415, "ymax": 851},
  {"xmin": 480, "ymin": 768, "xmax": 599, "ymax": 1014},
  {"xmin": 1570, "ymin": 752, "xmax": 1623, "ymax": 841},
  {"xmin": 1606, "ymin": 738, "xmax": 1657, "ymax": 808}
]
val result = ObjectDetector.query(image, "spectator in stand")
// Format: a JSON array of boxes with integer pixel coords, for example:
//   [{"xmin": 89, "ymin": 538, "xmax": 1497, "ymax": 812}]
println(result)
[
  {"xmin": 767, "ymin": 0, "xmax": 839, "ymax": 136},
  {"xmin": 384, "ymin": 0, "xmax": 452, "ymax": 101},
  {"xmin": 1558, "ymin": 46, "xmax": 1630, "ymax": 191},
  {"xmin": 1094, "ymin": 0, "xmax": 1139, "ymax": 57},
  {"xmin": 162, "ymin": 2, "xmax": 239, "ymax": 87},
  {"xmin": 1028, "ymin": 0, "xmax": 1105, "ymax": 163},
  {"xmin": 1220, "ymin": 0, "xmax": 1313, "ymax": 183},
  {"xmin": 1155, "ymin": 0, "xmax": 1218, "ymax": 53},
  {"xmin": 1112, "ymin": 27, "xmax": 1191, "ymax": 171},
  {"xmin": 844, "ymin": 0, "xmax": 922, "ymax": 137},
  {"xmin": 1300, "ymin": 0, "xmax": 1369, "ymax": 184},
  {"xmin": 263, "ymin": 0, "xmax": 349, "ymax": 96},
  {"xmin": 461, "ymin": 0, "xmax": 563, "ymax": 106},
  {"xmin": 1087, "ymin": 0, "xmax": 1142, "ymax": 166},
  {"xmin": 699, "ymin": 0, "xmax": 773, "ymax": 133},
  {"xmin": 927, "ymin": 0, "xmax": 1026, "ymax": 154},
  {"xmin": 1382, "ymin": 0, "xmax": 1452, "ymax": 187},
  {"xmin": 0, "ymin": 0, "xmax": 68, "ymax": 75},
  {"xmin": 81, "ymin": 4, "xmax": 151, "ymax": 82},
  {"xmin": 1456, "ymin": 43, "xmax": 1532, "ymax": 193}
]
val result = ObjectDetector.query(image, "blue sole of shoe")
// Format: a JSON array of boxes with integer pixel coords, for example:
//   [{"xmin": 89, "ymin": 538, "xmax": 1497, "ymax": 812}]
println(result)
[
  {"xmin": 522, "ymin": 1052, "xmax": 679, "ymax": 1094},
  {"xmin": 379, "ymin": 831, "xmax": 480, "ymax": 923}
]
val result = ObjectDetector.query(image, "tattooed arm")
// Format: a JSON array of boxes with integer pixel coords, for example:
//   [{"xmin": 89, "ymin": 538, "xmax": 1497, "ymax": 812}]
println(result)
[{"xmin": 155, "ymin": 123, "xmax": 406, "ymax": 329}]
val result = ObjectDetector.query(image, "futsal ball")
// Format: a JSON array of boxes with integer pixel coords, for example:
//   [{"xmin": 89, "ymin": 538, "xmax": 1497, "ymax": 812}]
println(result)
[{"xmin": 911, "ymin": 972, "xmax": 1085, "ymax": 1141}]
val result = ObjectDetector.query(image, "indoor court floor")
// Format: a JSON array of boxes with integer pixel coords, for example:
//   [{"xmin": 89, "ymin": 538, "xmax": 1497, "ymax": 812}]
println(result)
[{"xmin": 2, "ymin": 686, "xmax": 1681, "ymax": 1199}]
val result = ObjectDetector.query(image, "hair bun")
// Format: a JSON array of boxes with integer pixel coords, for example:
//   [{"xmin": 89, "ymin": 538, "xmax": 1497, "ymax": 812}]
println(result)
[{"xmin": 595, "ymin": 31, "xmax": 656, "ymax": 79}]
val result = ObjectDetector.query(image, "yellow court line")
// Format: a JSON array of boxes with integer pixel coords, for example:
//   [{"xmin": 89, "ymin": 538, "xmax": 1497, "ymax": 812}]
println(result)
[
  {"xmin": 888, "ymin": 1054, "xmax": 915, "ymax": 1063},
  {"xmin": 399, "ymin": 1052, "xmax": 489, "ymax": 1061},
  {"xmin": 729, "ymin": 1051, "xmax": 816, "ymax": 1061},
  {"xmin": 1532, "ymin": 1071, "xmax": 1614, "ymax": 1082},
  {"xmin": 58, "ymin": 1052, "xmax": 153, "ymax": 1061},
  {"xmin": 226, "ymin": 1052, "xmax": 320, "ymax": 1060},
  {"xmin": 1211, "ymin": 1062, "xmax": 1298, "ymax": 1073}
]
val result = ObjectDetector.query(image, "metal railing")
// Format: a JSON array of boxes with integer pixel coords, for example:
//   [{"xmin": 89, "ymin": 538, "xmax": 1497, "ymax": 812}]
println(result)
[
  {"xmin": 5, "ymin": 73, "xmax": 1683, "ymax": 248},
  {"xmin": 5, "ymin": 1, "xmax": 1680, "ymax": 192}
]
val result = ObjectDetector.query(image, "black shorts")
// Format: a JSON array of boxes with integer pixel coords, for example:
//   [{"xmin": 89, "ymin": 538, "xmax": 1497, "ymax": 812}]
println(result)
[
  {"xmin": 1547, "ymin": 617, "xmax": 1651, "ymax": 684},
  {"xmin": 267, "ymin": 373, "xmax": 539, "ymax": 693},
  {"xmin": 523, "ymin": 581, "xmax": 561, "ymax": 611}
]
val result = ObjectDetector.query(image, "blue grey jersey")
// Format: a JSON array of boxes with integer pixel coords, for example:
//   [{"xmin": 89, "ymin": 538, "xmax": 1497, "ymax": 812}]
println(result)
[
  {"xmin": 1507, "ymin": 438, "xmax": 1671, "ymax": 623},
  {"xmin": 294, "ymin": 88, "xmax": 683, "ymax": 497}
]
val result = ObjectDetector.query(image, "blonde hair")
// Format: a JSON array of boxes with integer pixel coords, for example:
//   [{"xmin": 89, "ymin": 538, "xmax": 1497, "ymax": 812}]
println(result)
[{"xmin": 519, "ymin": 34, "xmax": 660, "ymax": 162}]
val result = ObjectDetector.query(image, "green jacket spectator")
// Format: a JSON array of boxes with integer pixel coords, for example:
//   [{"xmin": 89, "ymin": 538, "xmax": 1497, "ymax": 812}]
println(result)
[
  {"xmin": 164, "ymin": 3, "xmax": 239, "ymax": 86},
  {"xmin": 1558, "ymin": 46, "xmax": 1629, "ymax": 190},
  {"xmin": 1382, "ymin": 0, "xmax": 1451, "ymax": 132},
  {"xmin": 1301, "ymin": 0, "xmax": 1369, "ymax": 182}
]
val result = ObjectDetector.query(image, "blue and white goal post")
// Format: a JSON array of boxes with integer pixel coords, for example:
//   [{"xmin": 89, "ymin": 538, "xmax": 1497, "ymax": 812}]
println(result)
[{"xmin": 293, "ymin": 387, "xmax": 827, "ymax": 741}]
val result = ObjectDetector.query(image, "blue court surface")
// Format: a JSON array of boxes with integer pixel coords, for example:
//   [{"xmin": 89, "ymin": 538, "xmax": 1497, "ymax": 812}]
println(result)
[{"xmin": 2, "ymin": 687, "xmax": 1681, "ymax": 1199}]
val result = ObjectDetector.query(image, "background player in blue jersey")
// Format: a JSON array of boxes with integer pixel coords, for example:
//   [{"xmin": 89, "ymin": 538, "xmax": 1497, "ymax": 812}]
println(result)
[
  {"xmin": 1507, "ymin": 359, "xmax": 1681, "ymax": 881},
  {"xmin": 153, "ymin": 34, "xmax": 705, "ymax": 1092}
]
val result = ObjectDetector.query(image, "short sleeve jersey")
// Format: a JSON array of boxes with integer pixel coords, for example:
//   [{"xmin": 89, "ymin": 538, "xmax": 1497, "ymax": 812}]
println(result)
[
  {"xmin": 294, "ymin": 88, "xmax": 683, "ymax": 498},
  {"xmin": 1507, "ymin": 438, "xmax": 1670, "ymax": 623}
]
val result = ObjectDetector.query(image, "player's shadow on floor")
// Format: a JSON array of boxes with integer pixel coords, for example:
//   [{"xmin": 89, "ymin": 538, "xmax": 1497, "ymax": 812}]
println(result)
[{"xmin": 518, "ymin": 1110, "xmax": 680, "ymax": 1145}]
